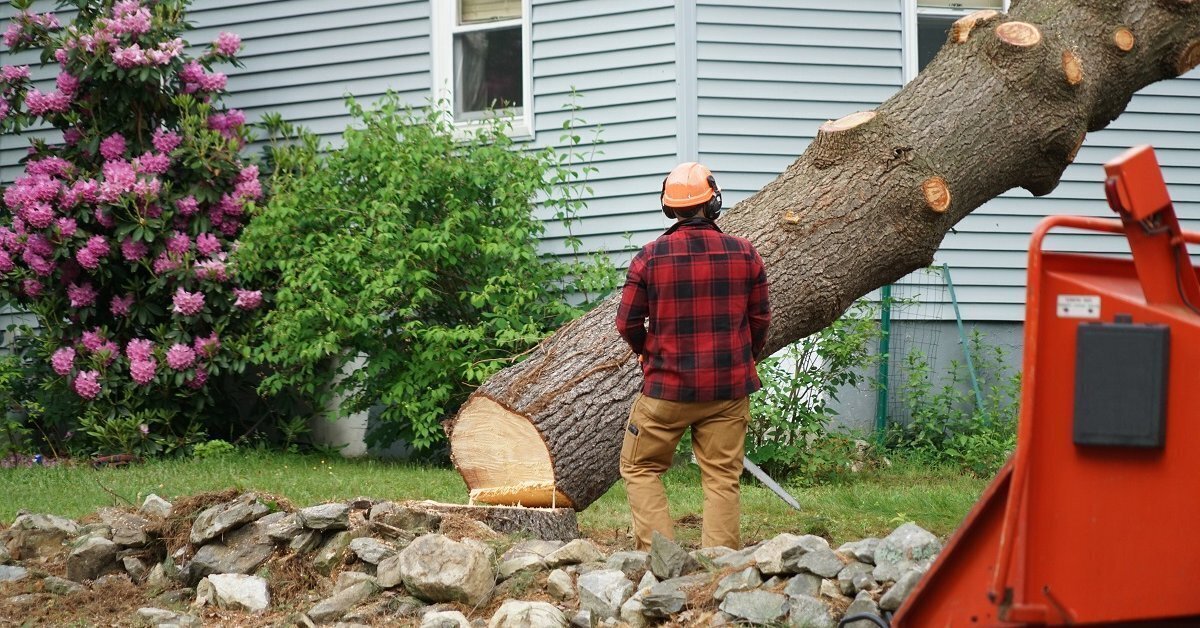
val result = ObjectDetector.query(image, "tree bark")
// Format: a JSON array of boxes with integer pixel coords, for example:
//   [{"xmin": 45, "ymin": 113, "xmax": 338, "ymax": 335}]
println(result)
[
  {"xmin": 405, "ymin": 502, "xmax": 580, "ymax": 541},
  {"xmin": 449, "ymin": 0, "xmax": 1200, "ymax": 510}
]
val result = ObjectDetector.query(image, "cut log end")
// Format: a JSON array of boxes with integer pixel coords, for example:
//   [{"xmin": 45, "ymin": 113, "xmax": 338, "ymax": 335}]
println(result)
[
  {"xmin": 951, "ymin": 9, "xmax": 999, "ymax": 44},
  {"xmin": 995, "ymin": 22, "xmax": 1042, "ymax": 48},
  {"xmin": 451, "ymin": 396, "xmax": 575, "ymax": 509},
  {"xmin": 1062, "ymin": 50, "xmax": 1084, "ymax": 85},
  {"xmin": 922, "ymin": 177, "xmax": 952, "ymax": 214},
  {"xmin": 819, "ymin": 111, "xmax": 876, "ymax": 134},
  {"xmin": 1114, "ymin": 27, "xmax": 1136, "ymax": 52},
  {"xmin": 1178, "ymin": 41, "xmax": 1200, "ymax": 76},
  {"xmin": 409, "ymin": 501, "xmax": 580, "ymax": 540}
]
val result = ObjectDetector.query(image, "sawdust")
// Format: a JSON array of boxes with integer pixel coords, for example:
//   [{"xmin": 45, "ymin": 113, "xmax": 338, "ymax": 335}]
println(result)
[
  {"xmin": 438, "ymin": 513, "xmax": 501, "ymax": 542},
  {"xmin": 0, "ymin": 573, "xmax": 151, "ymax": 627}
]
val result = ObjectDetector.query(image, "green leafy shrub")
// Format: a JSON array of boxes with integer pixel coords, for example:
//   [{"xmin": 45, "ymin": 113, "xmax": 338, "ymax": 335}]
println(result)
[
  {"xmin": 747, "ymin": 300, "xmax": 881, "ymax": 484},
  {"xmin": 191, "ymin": 438, "xmax": 235, "ymax": 459},
  {"xmin": 886, "ymin": 330, "xmax": 1019, "ymax": 476},
  {"xmin": 237, "ymin": 95, "xmax": 615, "ymax": 450}
]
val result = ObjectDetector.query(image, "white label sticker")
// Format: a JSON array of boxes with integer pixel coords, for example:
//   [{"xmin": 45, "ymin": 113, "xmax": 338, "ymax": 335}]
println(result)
[{"xmin": 1057, "ymin": 294, "xmax": 1101, "ymax": 319}]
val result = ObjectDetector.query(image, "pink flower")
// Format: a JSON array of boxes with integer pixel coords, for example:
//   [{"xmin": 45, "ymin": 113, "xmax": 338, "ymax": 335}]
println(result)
[
  {"xmin": 213, "ymin": 32, "xmax": 241, "ymax": 56},
  {"xmin": 56, "ymin": 217, "xmax": 77, "ymax": 237},
  {"xmin": 125, "ymin": 338, "xmax": 154, "ymax": 362},
  {"xmin": 138, "ymin": 423, "xmax": 149, "ymax": 435},
  {"xmin": 22, "ymin": 250, "xmax": 54, "ymax": 276},
  {"xmin": 81, "ymin": 329, "xmax": 105, "ymax": 353},
  {"xmin": 1, "ymin": 65, "xmax": 30, "ymax": 82},
  {"xmin": 100, "ymin": 133, "xmax": 126, "ymax": 160},
  {"xmin": 110, "ymin": 1, "xmax": 151, "ymax": 36},
  {"xmin": 110, "ymin": 293, "xmax": 134, "ymax": 316},
  {"xmin": 172, "ymin": 287, "xmax": 204, "ymax": 315},
  {"xmin": 233, "ymin": 288, "xmax": 263, "ymax": 311},
  {"xmin": 51, "ymin": 347, "xmax": 75, "ymax": 376},
  {"xmin": 24, "ymin": 203, "xmax": 54, "ymax": 229},
  {"xmin": 195, "ymin": 232, "xmax": 221, "ymax": 257},
  {"xmin": 63, "ymin": 127, "xmax": 83, "ymax": 145},
  {"xmin": 54, "ymin": 48, "xmax": 67, "ymax": 65},
  {"xmin": 97, "ymin": 340, "xmax": 119, "ymax": 365},
  {"xmin": 0, "ymin": 100, "xmax": 8, "ymax": 121},
  {"xmin": 135, "ymin": 152, "xmax": 170, "ymax": 175},
  {"xmin": 175, "ymin": 195, "xmax": 199, "ymax": 216},
  {"xmin": 55, "ymin": 72, "xmax": 78, "ymax": 97},
  {"xmin": 195, "ymin": 259, "xmax": 227, "ymax": 282},
  {"xmin": 166, "ymin": 231, "xmax": 190, "ymax": 254},
  {"xmin": 153, "ymin": 252, "xmax": 179, "ymax": 274},
  {"xmin": 76, "ymin": 246, "xmax": 101, "ymax": 270},
  {"xmin": 165, "ymin": 343, "xmax": 195, "ymax": 370},
  {"xmin": 73, "ymin": 370, "xmax": 101, "ymax": 400},
  {"xmin": 67, "ymin": 282, "xmax": 97, "ymax": 308},
  {"xmin": 23, "ymin": 89, "xmax": 70, "ymax": 115},
  {"xmin": 193, "ymin": 333, "xmax": 220, "ymax": 358},
  {"xmin": 94, "ymin": 208, "xmax": 117, "ymax": 228},
  {"xmin": 130, "ymin": 359, "xmax": 156, "ymax": 384},
  {"xmin": 21, "ymin": 279, "xmax": 42, "ymax": 297},
  {"xmin": 179, "ymin": 60, "xmax": 204, "ymax": 83},
  {"xmin": 187, "ymin": 368, "xmax": 208, "ymax": 389},
  {"xmin": 234, "ymin": 178, "xmax": 262, "ymax": 201},
  {"xmin": 152, "ymin": 129, "xmax": 181, "ymax": 153},
  {"xmin": 121, "ymin": 238, "xmax": 148, "ymax": 261},
  {"xmin": 0, "ymin": 250, "xmax": 12, "ymax": 273}
]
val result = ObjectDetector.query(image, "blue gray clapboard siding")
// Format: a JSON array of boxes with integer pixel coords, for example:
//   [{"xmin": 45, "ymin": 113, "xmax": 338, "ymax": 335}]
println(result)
[{"xmin": 2, "ymin": 0, "xmax": 1200, "ymax": 323}]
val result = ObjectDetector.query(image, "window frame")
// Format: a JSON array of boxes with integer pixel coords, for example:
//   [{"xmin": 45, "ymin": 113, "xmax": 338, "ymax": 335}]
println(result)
[
  {"xmin": 430, "ymin": 0, "xmax": 534, "ymax": 139},
  {"xmin": 903, "ymin": 0, "xmax": 1011, "ymax": 82}
]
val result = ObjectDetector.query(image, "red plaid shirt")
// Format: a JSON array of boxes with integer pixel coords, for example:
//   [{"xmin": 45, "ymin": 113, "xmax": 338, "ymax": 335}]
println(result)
[{"xmin": 616, "ymin": 219, "xmax": 771, "ymax": 401}]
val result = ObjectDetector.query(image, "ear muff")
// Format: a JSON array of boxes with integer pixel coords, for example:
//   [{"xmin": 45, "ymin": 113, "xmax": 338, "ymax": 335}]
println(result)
[
  {"xmin": 703, "ymin": 175, "xmax": 723, "ymax": 221},
  {"xmin": 660, "ymin": 177, "xmax": 676, "ymax": 219}
]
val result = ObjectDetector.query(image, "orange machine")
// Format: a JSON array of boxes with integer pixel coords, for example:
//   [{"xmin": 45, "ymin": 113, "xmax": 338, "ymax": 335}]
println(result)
[{"xmin": 892, "ymin": 145, "xmax": 1200, "ymax": 627}]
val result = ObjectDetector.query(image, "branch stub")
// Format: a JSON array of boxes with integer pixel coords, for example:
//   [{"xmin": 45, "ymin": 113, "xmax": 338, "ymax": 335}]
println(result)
[
  {"xmin": 1178, "ymin": 40, "xmax": 1200, "ymax": 75},
  {"xmin": 923, "ymin": 177, "xmax": 952, "ymax": 214},
  {"xmin": 1062, "ymin": 50, "xmax": 1084, "ymax": 86},
  {"xmin": 1114, "ymin": 27, "xmax": 1136, "ymax": 53},
  {"xmin": 995, "ymin": 22, "xmax": 1042, "ymax": 48},
  {"xmin": 951, "ymin": 10, "xmax": 999, "ymax": 44},
  {"xmin": 819, "ymin": 111, "xmax": 876, "ymax": 134}
]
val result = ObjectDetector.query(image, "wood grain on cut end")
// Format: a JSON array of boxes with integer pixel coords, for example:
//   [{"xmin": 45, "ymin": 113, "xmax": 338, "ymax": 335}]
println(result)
[
  {"xmin": 922, "ymin": 177, "xmax": 952, "ymax": 213},
  {"xmin": 1178, "ymin": 40, "xmax": 1200, "ymax": 75},
  {"xmin": 1114, "ymin": 27, "xmax": 1136, "ymax": 52},
  {"xmin": 995, "ymin": 21, "xmax": 1042, "ymax": 47},
  {"xmin": 951, "ymin": 10, "xmax": 999, "ymax": 44},
  {"xmin": 451, "ymin": 396, "xmax": 573, "ymax": 508},
  {"xmin": 1062, "ymin": 50, "xmax": 1083, "ymax": 85},
  {"xmin": 819, "ymin": 111, "xmax": 876, "ymax": 133},
  {"xmin": 411, "ymin": 501, "xmax": 580, "ymax": 540}
]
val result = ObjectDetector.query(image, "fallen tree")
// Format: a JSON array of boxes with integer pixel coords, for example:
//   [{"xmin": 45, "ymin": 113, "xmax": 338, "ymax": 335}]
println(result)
[{"xmin": 449, "ymin": 0, "xmax": 1200, "ymax": 510}]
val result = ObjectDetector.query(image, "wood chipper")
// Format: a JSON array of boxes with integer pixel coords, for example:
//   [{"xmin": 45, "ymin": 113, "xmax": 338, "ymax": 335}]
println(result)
[{"xmin": 888, "ymin": 145, "xmax": 1200, "ymax": 627}]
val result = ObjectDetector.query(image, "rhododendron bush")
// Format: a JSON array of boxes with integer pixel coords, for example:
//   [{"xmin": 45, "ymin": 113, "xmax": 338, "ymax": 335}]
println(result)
[{"xmin": 0, "ymin": 0, "xmax": 264, "ymax": 453}]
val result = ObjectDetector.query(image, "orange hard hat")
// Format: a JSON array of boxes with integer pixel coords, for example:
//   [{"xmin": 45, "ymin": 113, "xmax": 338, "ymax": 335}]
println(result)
[{"xmin": 661, "ymin": 162, "xmax": 717, "ymax": 208}]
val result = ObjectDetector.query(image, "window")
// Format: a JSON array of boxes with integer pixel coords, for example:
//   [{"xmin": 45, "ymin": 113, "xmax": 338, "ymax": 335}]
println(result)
[
  {"xmin": 912, "ymin": 0, "xmax": 1007, "ymax": 74},
  {"xmin": 432, "ymin": 0, "xmax": 532, "ymax": 136}
]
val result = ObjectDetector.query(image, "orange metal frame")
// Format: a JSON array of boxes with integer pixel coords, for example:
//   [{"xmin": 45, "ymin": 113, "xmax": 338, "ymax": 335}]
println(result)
[{"xmin": 893, "ymin": 146, "xmax": 1200, "ymax": 627}]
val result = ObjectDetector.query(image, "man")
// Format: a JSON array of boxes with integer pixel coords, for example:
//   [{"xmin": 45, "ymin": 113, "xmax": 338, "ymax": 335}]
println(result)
[{"xmin": 615, "ymin": 162, "xmax": 771, "ymax": 550}]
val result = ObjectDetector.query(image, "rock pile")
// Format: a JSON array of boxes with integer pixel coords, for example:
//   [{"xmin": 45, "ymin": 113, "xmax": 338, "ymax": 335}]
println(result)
[{"xmin": 0, "ymin": 492, "xmax": 943, "ymax": 626}]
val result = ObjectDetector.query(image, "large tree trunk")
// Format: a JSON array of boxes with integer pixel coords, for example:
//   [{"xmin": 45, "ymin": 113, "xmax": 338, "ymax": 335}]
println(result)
[{"xmin": 448, "ymin": 0, "xmax": 1200, "ymax": 510}]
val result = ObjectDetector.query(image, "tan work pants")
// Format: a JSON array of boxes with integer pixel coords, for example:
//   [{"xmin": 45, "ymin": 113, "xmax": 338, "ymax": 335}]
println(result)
[{"xmin": 619, "ymin": 394, "xmax": 749, "ymax": 550}]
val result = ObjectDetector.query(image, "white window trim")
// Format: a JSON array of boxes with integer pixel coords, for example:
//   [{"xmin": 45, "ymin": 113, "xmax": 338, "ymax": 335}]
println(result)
[
  {"xmin": 903, "ymin": 0, "xmax": 1012, "ymax": 83},
  {"xmin": 431, "ymin": 0, "xmax": 534, "ymax": 140}
]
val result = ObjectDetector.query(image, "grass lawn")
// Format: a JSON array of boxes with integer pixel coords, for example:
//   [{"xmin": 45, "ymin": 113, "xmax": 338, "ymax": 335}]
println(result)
[{"xmin": 0, "ymin": 452, "xmax": 991, "ymax": 546}]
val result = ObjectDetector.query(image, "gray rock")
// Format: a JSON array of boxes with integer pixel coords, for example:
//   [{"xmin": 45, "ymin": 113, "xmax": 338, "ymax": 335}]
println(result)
[
  {"xmin": 44, "ymin": 575, "xmax": 83, "ymax": 594},
  {"xmin": 783, "ymin": 573, "xmax": 821, "ymax": 598},
  {"xmin": 314, "ymin": 531, "xmax": 356, "ymax": 575},
  {"xmin": 185, "ymin": 515, "xmax": 274, "ymax": 584},
  {"xmin": 146, "ymin": 562, "xmax": 174, "ymax": 590},
  {"xmin": 713, "ymin": 546, "xmax": 757, "ymax": 570},
  {"xmin": 155, "ymin": 588, "xmax": 194, "ymax": 605},
  {"xmin": 880, "ymin": 569, "xmax": 923, "ymax": 611},
  {"xmin": 300, "ymin": 503, "xmax": 351, "ymax": 531},
  {"xmin": 266, "ymin": 513, "xmax": 304, "ymax": 542},
  {"xmin": 123, "ymin": 556, "xmax": 148, "ymax": 582},
  {"xmin": 693, "ymin": 546, "xmax": 735, "ymax": 562},
  {"xmin": 545, "ymin": 538, "xmax": 603, "ymax": 568},
  {"xmin": 574, "ymin": 561, "xmax": 609, "ymax": 577},
  {"xmin": 66, "ymin": 536, "xmax": 117, "ymax": 582},
  {"xmin": 714, "ymin": 567, "xmax": 762, "ymax": 601},
  {"xmin": 335, "ymin": 570, "xmax": 378, "ymax": 593},
  {"xmin": 836, "ymin": 538, "xmax": 880, "ymax": 565},
  {"xmin": 605, "ymin": 550, "xmax": 650, "ymax": 581},
  {"xmin": 837, "ymin": 562, "xmax": 876, "ymax": 595},
  {"xmin": 763, "ymin": 576, "xmax": 786, "ymax": 589},
  {"xmin": 189, "ymin": 494, "xmax": 270, "ymax": 545},
  {"xmin": 874, "ymin": 523, "xmax": 940, "ymax": 581},
  {"xmin": 309, "ymin": 580, "xmax": 378, "ymax": 623},
  {"xmin": 719, "ymin": 589, "xmax": 789, "ymax": 625},
  {"xmin": 648, "ymin": 532, "xmax": 700, "ymax": 580},
  {"xmin": 349, "ymin": 537, "xmax": 395, "ymax": 565},
  {"xmin": 196, "ymin": 573, "xmax": 270, "ymax": 612},
  {"xmin": 0, "ymin": 542, "xmax": 9, "ymax": 563},
  {"xmin": 569, "ymin": 609, "xmax": 594, "ymax": 628},
  {"xmin": 576, "ymin": 568, "xmax": 634, "ymax": 621},
  {"xmin": 641, "ymin": 581, "xmax": 689, "ymax": 618},
  {"xmin": 843, "ymin": 590, "xmax": 882, "ymax": 628},
  {"xmin": 136, "ymin": 607, "xmax": 202, "ymax": 627},
  {"xmin": 290, "ymin": 529, "xmax": 323, "ymax": 554},
  {"xmin": 489, "ymin": 600, "xmax": 567, "ymax": 627},
  {"xmin": 370, "ymin": 502, "xmax": 442, "ymax": 532},
  {"xmin": 753, "ymin": 534, "xmax": 829, "ymax": 576},
  {"xmin": 501, "ymin": 540, "xmax": 563, "ymax": 563},
  {"xmin": 4, "ymin": 593, "xmax": 42, "ymax": 606},
  {"xmin": 498, "ymin": 555, "xmax": 545, "ymax": 580},
  {"xmin": 420, "ymin": 610, "xmax": 472, "ymax": 628},
  {"xmin": 140, "ymin": 494, "xmax": 173, "ymax": 519},
  {"xmin": 375, "ymin": 553, "xmax": 403, "ymax": 589},
  {"xmin": 4, "ymin": 513, "xmax": 79, "ymax": 559},
  {"xmin": 397, "ymin": 534, "xmax": 494, "ymax": 606},
  {"xmin": 618, "ymin": 596, "xmax": 648, "ymax": 628},
  {"xmin": 636, "ymin": 571, "xmax": 657, "ymax": 591},
  {"xmin": 819, "ymin": 578, "xmax": 849, "ymax": 602},
  {"xmin": 0, "ymin": 565, "xmax": 28, "ymax": 582},
  {"xmin": 97, "ymin": 508, "xmax": 151, "ymax": 548},
  {"xmin": 789, "ymin": 548, "xmax": 845, "ymax": 578},
  {"xmin": 547, "ymin": 568, "xmax": 575, "ymax": 601},
  {"xmin": 787, "ymin": 593, "xmax": 836, "ymax": 628}
]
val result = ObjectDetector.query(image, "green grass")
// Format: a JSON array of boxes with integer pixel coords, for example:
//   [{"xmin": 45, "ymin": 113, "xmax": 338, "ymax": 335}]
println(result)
[{"xmin": 0, "ymin": 452, "xmax": 990, "ymax": 546}]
